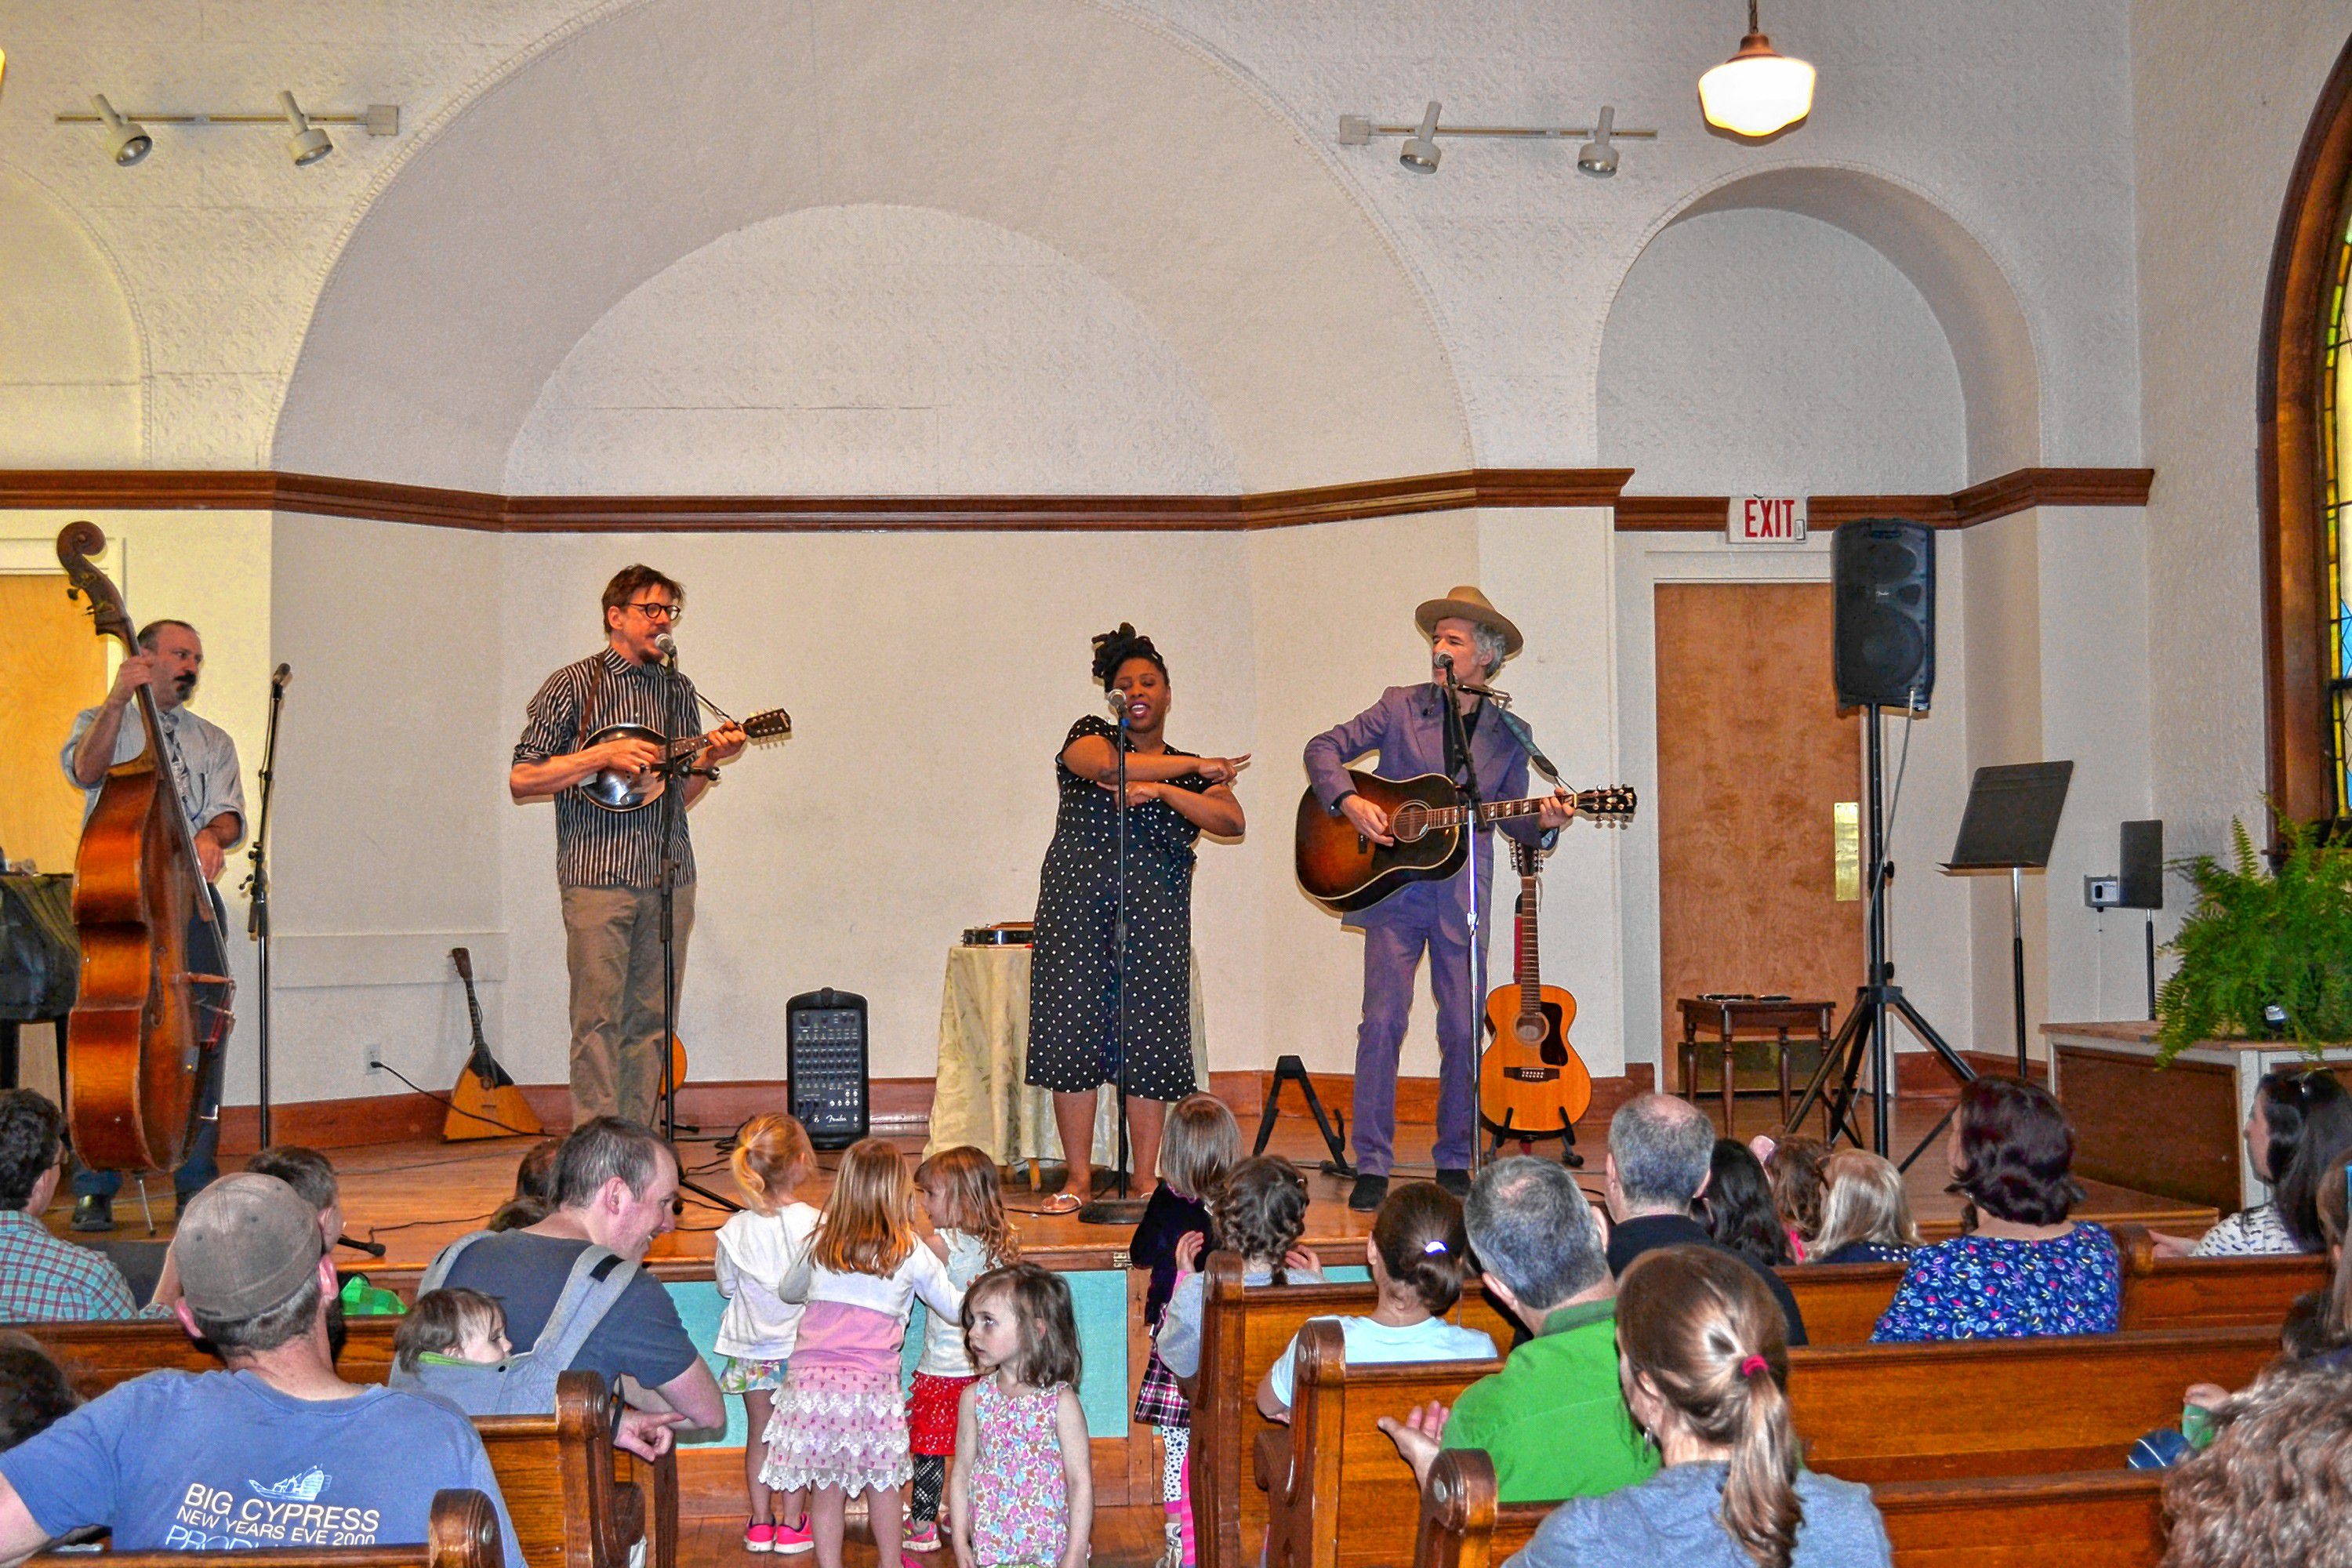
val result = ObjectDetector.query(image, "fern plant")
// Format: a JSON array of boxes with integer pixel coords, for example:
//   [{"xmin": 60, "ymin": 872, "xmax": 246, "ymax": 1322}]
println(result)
[{"xmin": 2155, "ymin": 817, "xmax": 2352, "ymax": 1063}]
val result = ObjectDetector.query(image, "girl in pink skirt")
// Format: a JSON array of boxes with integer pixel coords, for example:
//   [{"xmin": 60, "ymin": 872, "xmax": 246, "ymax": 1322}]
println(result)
[{"xmin": 763, "ymin": 1139, "xmax": 964, "ymax": 1568}]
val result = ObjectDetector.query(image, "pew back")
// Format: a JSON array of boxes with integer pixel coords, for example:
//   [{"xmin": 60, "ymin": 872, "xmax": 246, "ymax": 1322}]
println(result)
[{"xmin": 28, "ymin": 1489, "xmax": 506, "ymax": 1568}]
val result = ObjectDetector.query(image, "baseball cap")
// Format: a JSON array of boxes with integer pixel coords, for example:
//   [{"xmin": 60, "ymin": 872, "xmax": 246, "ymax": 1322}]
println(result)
[{"xmin": 173, "ymin": 1173, "xmax": 326, "ymax": 1319}]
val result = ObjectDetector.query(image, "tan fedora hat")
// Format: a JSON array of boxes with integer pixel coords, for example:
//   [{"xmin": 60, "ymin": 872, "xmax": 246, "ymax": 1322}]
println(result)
[{"xmin": 1414, "ymin": 585, "xmax": 1523, "ymax": 658}]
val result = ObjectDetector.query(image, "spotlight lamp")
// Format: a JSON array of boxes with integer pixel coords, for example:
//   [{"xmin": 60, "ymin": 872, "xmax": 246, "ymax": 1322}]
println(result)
[
  {"xmin": 56, "ymin": 95, "xmax": 398, "ymax": 166},
  {"xmin": 91, "ymin": 94, "xmax": 152, "ymax": 166},
  {"xmin": 1699, "ymin": 0, "xmax": 1816, "ymax": 138},
  {"xmin": 1338, "ymin": 101, "xmax": 1655, "ymax": 176}
]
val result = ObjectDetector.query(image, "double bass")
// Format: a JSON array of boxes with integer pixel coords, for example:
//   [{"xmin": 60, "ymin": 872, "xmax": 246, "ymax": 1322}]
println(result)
[{"xmin": 56, "ymin": 521, "xmax": 233, "ymax": 1172}]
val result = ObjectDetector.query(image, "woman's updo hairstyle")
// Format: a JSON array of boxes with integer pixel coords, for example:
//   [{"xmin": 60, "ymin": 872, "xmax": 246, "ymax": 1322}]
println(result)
[
  {"xmin": 1948, "ymin": 1075, "xmax": 2085, "ymax": 1229},
  {"xmin": 1617, "ymin": 1246, "xmax": 1802, "ymax": 1568},
  {"xmin": 1091, "ymin": 622, "xmax": 1168, "ymax": 692},
  {"xmin": 1370, "ymin": 1181, "xmax": 1472, "ymax": 1315}
]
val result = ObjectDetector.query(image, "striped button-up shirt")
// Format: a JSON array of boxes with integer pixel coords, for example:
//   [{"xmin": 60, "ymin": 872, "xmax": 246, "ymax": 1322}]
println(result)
[
  {"xmin": 514, "ymin": 648, "xmax": 699, "ymax": 889},
  {"xmin": 0, "ymin": 1208, "xmax": 143, "ymax": 1322}
]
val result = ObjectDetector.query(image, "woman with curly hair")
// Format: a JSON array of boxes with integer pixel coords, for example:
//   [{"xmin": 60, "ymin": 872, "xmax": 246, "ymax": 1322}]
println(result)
[
  {"xmin": 1026, "ymin": 625, "xmax": 1247, "ymax": 1212},
  {"xmin": 1871, "ymin": 1076, "xmax": 2122, "ymax": 1341}
]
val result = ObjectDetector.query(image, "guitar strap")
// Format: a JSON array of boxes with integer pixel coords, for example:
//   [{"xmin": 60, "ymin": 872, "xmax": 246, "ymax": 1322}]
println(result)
[
  {"xmin": 1489, "ymin": 703, "xmax": 1564, "ymax": 851},
  {"xmin": 573, "ymin": 650, "xmax": 609, "ymax": 756}
]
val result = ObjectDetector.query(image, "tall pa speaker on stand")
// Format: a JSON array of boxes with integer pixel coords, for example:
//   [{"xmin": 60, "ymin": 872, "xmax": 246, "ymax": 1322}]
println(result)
[
  {"xmin": 1788, "ymin": 520, "xmax": 1976, "ymax": 1164},
  {"xmin": 786, "ymin": 988, "xmax": 870, "ymax": 1150},
  {"xmin": 2118, "ymin": 820, "xmax": 2165, "ymax": 1018}
]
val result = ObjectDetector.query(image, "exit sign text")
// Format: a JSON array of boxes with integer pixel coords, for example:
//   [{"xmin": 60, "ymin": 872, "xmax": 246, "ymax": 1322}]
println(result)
[{"xmin": 1730, "ymin": 495, "xmax": 1807, "ymax": 543}]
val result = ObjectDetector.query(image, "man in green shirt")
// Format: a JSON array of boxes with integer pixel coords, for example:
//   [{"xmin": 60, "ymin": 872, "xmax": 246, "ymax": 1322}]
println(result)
[{"xmin": 1381, "ymin": 1157, "xmax": 1657, "ymax": 1503}]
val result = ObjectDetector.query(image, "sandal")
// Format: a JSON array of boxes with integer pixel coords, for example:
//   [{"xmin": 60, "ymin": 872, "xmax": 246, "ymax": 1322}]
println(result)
[{"xmin": 1039, "ymin": 1191, "xmax": 1083, "ymax": 1214}]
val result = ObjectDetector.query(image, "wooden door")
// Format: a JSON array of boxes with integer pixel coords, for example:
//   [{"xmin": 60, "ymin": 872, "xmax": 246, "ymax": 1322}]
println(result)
[
  {"xmin": 0, "ymin": 574, "xmax": 107, "ymax": 874},
  {"xmin": 1656, "ymin": 583, "xmax": 1861, "ymax": 1083}
]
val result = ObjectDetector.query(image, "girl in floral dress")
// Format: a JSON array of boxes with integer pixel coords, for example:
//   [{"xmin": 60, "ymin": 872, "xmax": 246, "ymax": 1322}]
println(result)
[
  {"xmin": 949, "ymin": 1264, "xmax": 1091, "ymax": 1568},
  {"xmin": 762, "ymin": 1139, "xmax": 964, "ymax": 1568}
]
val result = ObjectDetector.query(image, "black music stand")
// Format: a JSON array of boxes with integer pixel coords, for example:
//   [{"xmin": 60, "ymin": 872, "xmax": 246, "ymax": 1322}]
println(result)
[{"xmin": 1942, "ymin": 760, "xmax": 2074, "ymax": 1079}]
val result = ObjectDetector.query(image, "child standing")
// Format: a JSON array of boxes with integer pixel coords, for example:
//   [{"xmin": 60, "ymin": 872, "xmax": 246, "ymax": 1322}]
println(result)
[
  {"xmin": 715, "ymin": 1113, "xmax": 822, "ymax": 1554},
  {"xmin": 764, "ymin": 1138, "xmax": 964, "ymax": 1568},
  {"xmin": 1254, "ymin": 1182, "xmax": 1493, "ymax": 1420},
  {"xmin": 1127, "ymin": 1096, "xmax": 1238, "ymax": 1568},
  {"xmin": 905, "ymin": 1148, "xmax": 1019, "ymax": 1554},
  {"xmin": 948, "ymin": 1264, "xmax": 1091, "ymax": 1568}
]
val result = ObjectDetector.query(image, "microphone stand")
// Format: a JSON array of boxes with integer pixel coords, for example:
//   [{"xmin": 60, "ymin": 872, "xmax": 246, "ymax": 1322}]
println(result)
[
  {"xmin": 242, "ymin": 665, "xmax": 290, "ymax": 1147},
  {"xmin": 1438, "ymin": 660, "xmax": 1486, "ymax": 1179},
  {"xmin": 653, "ymin": 643, "xmax": 738, "ymax": 1216},
  {"xmin": 1081, "ymin": 697, "xmax": 1149, "ymax": 1225}
]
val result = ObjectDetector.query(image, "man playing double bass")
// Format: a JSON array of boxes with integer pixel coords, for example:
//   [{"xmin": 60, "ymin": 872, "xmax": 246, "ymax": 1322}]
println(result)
[
  {"xmin": 509, "ymin": 567, "xmax": 745, "ymax": 1128},
  {"xmin": 1303, "ymin": 587, "xmax": 1575, "ymax": 1212},
  {"xmin": 60, "ymin": 619, "xmax": 245, "ymax": 1231}
]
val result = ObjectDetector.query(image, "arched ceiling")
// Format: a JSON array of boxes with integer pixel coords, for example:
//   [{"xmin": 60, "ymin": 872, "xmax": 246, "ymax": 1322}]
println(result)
[
  {"xmin": 274, "ymin": 0, "xmax": 1469, "ymax": 494},
  {"xmin": 0, "ymin": 172, "xmax": 143, "ymax": 465}
]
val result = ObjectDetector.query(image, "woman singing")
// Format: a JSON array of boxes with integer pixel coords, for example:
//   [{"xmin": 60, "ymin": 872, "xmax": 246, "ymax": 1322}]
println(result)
[{"xmin": 1027, "ymin": 625, "xmax": 1247, "ymax": 1214}]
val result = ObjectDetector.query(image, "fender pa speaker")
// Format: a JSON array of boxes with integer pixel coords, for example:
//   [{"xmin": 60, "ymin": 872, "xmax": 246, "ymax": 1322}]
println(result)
[
  {"xmin": 1832, "ymin": 519, "xmax": 1937, "ymax": 710},
  {"xmin": 786, "ymin": 988, "xmax": 870, "ymax": 1150}
]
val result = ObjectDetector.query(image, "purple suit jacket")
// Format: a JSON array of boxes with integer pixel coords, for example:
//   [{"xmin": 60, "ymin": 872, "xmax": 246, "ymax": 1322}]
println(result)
[{"xmin": 1301, "ymin": 684, "xmax": 1544, "ymax": 934}]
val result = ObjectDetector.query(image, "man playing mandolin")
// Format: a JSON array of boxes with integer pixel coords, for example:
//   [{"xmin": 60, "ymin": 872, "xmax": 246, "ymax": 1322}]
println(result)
[
  {"xmin": 1303, "ymin": 587, "xmax": 1574, "ymax": 1211},
  {"xmin": 510, "ymin": 566, "xmax": 746, "ymax": 1127}
]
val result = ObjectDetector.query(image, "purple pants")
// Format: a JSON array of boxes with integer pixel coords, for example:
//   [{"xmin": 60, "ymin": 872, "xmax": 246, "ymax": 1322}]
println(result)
[{"xmin": 1350, "ymin": 882, "xmax": 1490, "ymax": 1177}]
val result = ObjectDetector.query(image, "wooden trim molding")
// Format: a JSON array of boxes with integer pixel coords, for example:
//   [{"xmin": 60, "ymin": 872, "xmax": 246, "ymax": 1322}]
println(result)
[
  {"xmin": 0, "ymin": 464, "xmax": 2148, "ymax": 535},
  {"xmin": 2257, "ymin": 27, "xmax": 2352, "ymax": 831}
]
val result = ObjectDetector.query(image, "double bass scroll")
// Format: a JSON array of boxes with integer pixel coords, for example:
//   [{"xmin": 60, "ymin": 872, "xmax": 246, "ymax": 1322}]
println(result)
[{"xmin": 55, "ymin": 521, "xmax": 232, "ymax": 1174}]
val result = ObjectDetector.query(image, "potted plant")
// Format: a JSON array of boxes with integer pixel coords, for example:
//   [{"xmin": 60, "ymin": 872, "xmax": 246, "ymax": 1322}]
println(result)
[{"xmin": 2155, "ymin": 817, "xmax": 2352, "ymax": 1063}]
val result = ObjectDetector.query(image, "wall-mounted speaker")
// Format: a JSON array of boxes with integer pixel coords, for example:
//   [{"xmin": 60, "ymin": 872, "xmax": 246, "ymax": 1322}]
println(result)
[
  {"xmin": 2118, "ymin": 819, "xmax": 2164, "ymax": 910},
  {"xmin": 1831, "ymin": 519, "xmax": 1936, "ymax": 710}
]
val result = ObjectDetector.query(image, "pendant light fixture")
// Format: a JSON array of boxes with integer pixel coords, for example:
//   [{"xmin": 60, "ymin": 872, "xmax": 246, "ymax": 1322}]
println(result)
[{"xmin": 1698, "ymin": 0, "xmax": 1815, "ymax": 139}]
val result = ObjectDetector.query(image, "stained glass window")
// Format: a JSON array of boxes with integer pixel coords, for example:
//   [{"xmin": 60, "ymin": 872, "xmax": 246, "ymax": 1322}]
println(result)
[{"xmin": 2323, "ymin": 213, "xmax": 2352, "ymax": 822}]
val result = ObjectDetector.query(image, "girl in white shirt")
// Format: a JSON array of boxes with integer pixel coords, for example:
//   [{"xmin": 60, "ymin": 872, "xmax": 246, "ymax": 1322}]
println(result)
[
  {"xmin": 715, "ymin": 1113, "xmax": 822, "ymax": 1555},
  {"xmin": 903, "ymin": 1146, "xmax": 1019, "ymax": 1553}
]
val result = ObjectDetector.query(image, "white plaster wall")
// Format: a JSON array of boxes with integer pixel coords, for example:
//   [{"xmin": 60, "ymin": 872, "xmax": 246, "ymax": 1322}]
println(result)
[
  {"xmin": 2132, "ymin": 2, "xmax": 2352, "ymax": 860},
  {"xmin": 507, "ymin": 206, "xmax": 1236, "ymax": 495},
  {"xmin": 0, "ymin": 174, "xmax": 142, "ymax": 464}
]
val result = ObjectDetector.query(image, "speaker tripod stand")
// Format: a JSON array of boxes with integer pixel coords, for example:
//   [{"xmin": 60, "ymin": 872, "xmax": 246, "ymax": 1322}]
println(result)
[{"xmin": 1784, "ymin": 702, "xmax": 1975, "ymax": 1167}]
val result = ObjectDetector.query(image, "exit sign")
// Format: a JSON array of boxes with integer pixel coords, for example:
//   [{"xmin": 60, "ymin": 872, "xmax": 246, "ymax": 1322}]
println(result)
[{"xmin": 1730, "ymin": 496, "xmax": 1807, "ymax": 544}]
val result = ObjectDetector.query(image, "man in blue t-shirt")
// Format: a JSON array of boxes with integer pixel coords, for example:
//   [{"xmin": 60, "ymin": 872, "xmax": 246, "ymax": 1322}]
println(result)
[{"xmin": 0, "ymin": 1174, "xmax": 522, "ymax": 1566}]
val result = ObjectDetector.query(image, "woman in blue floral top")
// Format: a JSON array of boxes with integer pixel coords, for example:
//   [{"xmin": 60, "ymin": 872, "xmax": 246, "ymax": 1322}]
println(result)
[{"xmin": 1871, "ymin": 1076, "xmax": 2121, "ymax": 1341}]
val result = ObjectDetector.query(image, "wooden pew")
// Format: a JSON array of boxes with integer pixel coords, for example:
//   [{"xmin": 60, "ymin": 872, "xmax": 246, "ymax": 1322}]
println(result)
[
  {"xmin": 16, "ymin": 1319, "xmax": 671, "ymax": 1568},
  {"xmin": 2108, "ymin": 1224, "xmax": 2330, "ymax": 1329},
  {"xmin": 1257, "ymin": 1321, "xmax": 2274, "ymax": 1568},
  {"xmin": 1414, "ymin": 1450, "xmax": 2168, "ymax": 1568},
  {"xmin": 29, "ymin": 1488, "xmax": 505, "ymax": 1568}
]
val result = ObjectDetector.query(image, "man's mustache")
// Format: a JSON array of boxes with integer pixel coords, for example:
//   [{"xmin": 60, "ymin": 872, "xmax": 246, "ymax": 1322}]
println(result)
[{"xmin": 172, "ymin": 672, "xmax": 197, "ymax": 696}]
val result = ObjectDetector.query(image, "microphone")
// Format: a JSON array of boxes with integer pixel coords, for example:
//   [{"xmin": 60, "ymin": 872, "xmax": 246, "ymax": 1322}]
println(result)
[
  {"xmin": 336, "ymin": 1233, "xmax": 388, "ymax": 1258},
  {"xmin": 1106, "ymin": 688, "xmax": 1134, "ymax": 717},
  {"xmin": 270, "ymin": 662, "xmax": 292, "ymax": 691},
  {"xmin": 654, "ymin": 632, "xmax": 678, "ymax": 659}
]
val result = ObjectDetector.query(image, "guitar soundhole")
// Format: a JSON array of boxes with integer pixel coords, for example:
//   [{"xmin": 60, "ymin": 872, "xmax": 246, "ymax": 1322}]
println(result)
[
  {"xmin": 1390, "ymin": 801, "xmax": 1429, "ymax": 842},
  {"xmin": 1515, "ymin": 1015, "xmax": 1546, "ymax": 1047}
]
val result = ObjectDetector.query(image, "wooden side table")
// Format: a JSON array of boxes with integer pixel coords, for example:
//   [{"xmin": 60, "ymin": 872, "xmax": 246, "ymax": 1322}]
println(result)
[{"xmin": 1676, "ymin": 997, "xmax": 1838, "ymax": 1137}]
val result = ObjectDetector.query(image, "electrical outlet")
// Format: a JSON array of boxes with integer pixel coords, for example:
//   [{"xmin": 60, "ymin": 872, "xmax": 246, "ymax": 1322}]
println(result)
[{"xmin": 365, "ymin": 1043, "xmax": 384, "ymax": 1074}]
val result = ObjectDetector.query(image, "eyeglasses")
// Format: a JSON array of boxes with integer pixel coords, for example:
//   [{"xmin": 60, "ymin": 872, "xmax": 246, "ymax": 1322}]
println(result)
[{"xmin": 626, "ymin": 601, "xmax": 681, "ymax": 624}]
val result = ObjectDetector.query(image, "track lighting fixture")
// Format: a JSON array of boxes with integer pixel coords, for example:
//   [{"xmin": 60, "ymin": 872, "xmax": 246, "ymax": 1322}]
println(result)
[
  {"xmin": 57, "ymin": 96, "xmax": 398, "ymax": 166},
  {"xmin": 1339, "ymin": 103, "xmax": 1654, "ymax": 176},
  {"xmin": 1699, "ymin": 0, "xmax": 1815, "ymax": 138},
  {"xmin": 91, "ymin": 94, "xmax": 152, "ymax": 166}
]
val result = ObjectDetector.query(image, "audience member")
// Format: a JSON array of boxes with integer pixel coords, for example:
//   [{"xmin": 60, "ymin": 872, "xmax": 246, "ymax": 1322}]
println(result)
[
  {"xmin": 0, "ymin": 1090, "xmax": 144, "ymax": 1322},
  {"xmin": 2160, "ymin": 1359, "xmax": 2352, "ymax": 1568},
  {"xmin": 1154, "ymin": 1156, "xmax": 1321, "ymax": 1389},
  {"xmin": 0, "ymin": 1333, "xmax": 77, "ymax": 1452},
  {"xmin": 1379, "ymin": 1158, "xmax": 1656, "ymax": 1504},
  {"xmin": 393, "ymin": 1288, "xmax": 512, "ymax": 1372},
  {"xmin": 1808, "ymin": 1151, "xmax": 1920, "ymax": 1265},
  {"xmin": 487, "ymin": 1135, "xmax": 564, "ymax": 1232},
  {"xmin": 426, "ymin": 1116, "xmax": 725, "ymax": 1429},
  {"xmin": 1258, "ymin": 1181, "xmax": 1493, "ymax": 1419},
  {"xmin": 906, "ymin": 1145, "xmax": 1018, "ymax": 1554},
  {"xmin": 1872, "ymin": 1076, "xmax": 2120, "ymax": 1341},
  {"xmin": 1698, "ymin": 1138, "xmax": 1794, "ymax": 1271},
  {"xmin": 1761, "ymin": 1136, "xmax": 1831, "ymax": 1261},
  {"xmin": 1392, "ymin": 1246, "xmax": 1889, "ymax": 1567},
  {"xmin": 2152, "ymin": 1068, "xmax": 2352, "ymax": 1258},
  {"xmin": 714, "ymin": 1112, "xmax": 821, "ymax": 1555},
  {"xmin": 1605, "ymin": 1094, "xmax": 1807, "ymax": 1345},
  {"xmin": 0, "ymin": 1174, "xmax": 522, "ymax": 1564}
]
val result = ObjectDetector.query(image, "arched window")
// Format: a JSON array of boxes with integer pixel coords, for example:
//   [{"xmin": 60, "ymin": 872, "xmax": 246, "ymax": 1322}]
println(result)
[{"xmin": 2260, "ymin": 31, "xmax": 2352, "ymax": 832}]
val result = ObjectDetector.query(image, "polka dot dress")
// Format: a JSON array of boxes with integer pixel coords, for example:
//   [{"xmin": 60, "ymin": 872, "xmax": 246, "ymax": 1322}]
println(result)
[{"xmin": 1025, "ymin": 714, "xmax": 1209, "ymax": 1101}]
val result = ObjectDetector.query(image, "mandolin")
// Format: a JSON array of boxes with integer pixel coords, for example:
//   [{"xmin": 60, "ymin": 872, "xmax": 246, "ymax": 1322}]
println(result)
[
  {"xmin": 1478, "ymin": 840, "xmax": 1593, "ymax": 1145},
  {"xmin": 579, "ymin": 709, "xmax": 792, "ymax": 811},
  {"xmin": 1294, "ymin": 768, "xmax": 1635, "ymax": 914}
]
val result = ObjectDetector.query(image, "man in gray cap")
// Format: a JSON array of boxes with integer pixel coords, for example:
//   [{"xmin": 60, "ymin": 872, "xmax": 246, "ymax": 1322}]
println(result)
[{"xmin": 0, "ymin": 1175, "xmax": 522, "ymax": 1563}]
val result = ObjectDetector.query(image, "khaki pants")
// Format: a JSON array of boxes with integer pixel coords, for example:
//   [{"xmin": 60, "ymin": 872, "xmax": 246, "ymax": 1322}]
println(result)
[{"xmin": 560, "ymin": 882, "xmax": 695, "ymax": 1128}]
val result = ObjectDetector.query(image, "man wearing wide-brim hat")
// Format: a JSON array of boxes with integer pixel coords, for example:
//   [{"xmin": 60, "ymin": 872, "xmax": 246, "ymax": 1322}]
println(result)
[{"xmin": 1304, "ymin": 587, "xmax": 1577, "ymax": 1211}]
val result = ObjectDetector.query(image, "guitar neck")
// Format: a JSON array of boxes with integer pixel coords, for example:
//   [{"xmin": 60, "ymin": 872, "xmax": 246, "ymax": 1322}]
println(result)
[
  {"xmin": 1428, "ymin": 795, "xmax": 1552, "ymax": 830},
  {"xmin": 1516, "ymin": 872, "xmax": 1541, "ymax": 1010}
]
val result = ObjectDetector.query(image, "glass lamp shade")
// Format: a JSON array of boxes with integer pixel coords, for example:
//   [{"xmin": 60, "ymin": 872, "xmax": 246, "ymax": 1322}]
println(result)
[{"xmin": 1699, "ymin": 31, "xmax": 1816, "ymax": 137}]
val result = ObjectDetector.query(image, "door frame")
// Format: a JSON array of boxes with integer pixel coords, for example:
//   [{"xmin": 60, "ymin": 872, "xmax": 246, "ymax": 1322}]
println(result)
[{"xmin": 1614, "ymin": 533, "xmax": 1849, "ymax": 1084}]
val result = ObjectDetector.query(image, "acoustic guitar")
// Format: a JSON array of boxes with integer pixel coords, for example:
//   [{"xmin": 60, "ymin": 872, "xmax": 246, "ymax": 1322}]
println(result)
[
  {"xmin": 579, "ymin": 709, "xmax": 793, "ymax": 811},
  {"xmin": 1294, "ymin": 768, "xmax": 1636, "ymax": 914},
  {"xmin": 1478, "ymin": 840, "xmax": 1593, "ymax": 1145}
]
